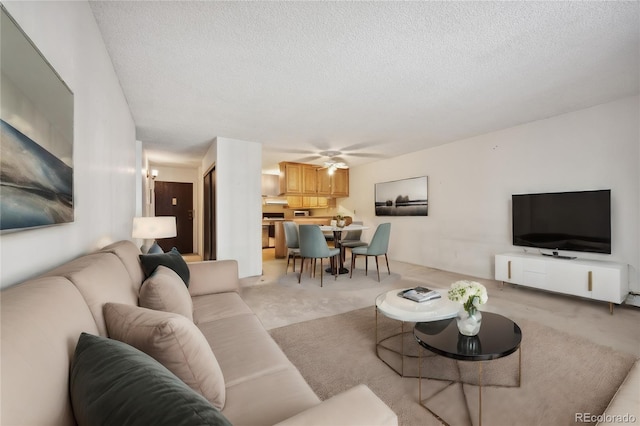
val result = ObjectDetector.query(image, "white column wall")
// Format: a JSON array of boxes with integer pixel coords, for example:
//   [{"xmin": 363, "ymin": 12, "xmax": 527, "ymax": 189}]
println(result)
[{"xmin": 202, "ymin": 137, "xmax": 262, "ymax": 278}]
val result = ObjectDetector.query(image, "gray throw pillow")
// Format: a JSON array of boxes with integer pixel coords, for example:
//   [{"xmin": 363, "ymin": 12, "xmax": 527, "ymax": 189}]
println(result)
[
  {"xmin": 140, "ymin": 247, "xmax": 190, "ymax": 286},
  {"xmin": 69, "ymin": 332, "xmax": 232, "ymax": 426}
]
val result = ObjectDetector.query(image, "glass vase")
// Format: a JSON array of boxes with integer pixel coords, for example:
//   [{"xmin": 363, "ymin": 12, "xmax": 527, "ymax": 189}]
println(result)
[{"xmin": 456, "ymin": 308, "xmax": 482, "ymax": 336}]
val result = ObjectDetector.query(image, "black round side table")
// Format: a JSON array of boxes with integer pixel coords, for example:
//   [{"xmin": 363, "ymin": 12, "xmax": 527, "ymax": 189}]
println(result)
[{"xmin": 414, "ymin": 312, "xmax": 522, "ymax": 426}]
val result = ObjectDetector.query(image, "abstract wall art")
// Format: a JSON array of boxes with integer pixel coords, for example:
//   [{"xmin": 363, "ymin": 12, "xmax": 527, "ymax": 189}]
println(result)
[{"xmin": 1, "ymin": 5, "xmax": 74, "ymax": 231}]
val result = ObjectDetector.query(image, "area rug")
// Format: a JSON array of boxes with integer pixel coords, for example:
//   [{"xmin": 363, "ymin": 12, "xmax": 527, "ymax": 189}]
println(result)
[{"xmin": 269, "ymin": 307, "xmax": 637, "ymax": 426}]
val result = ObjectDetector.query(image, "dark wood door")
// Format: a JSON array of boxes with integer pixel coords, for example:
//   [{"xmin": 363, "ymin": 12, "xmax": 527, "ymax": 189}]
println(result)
[
  {"xmin": 154, "ymin": 181, "xmax": 194, "ymax": 253},
  {"xmin": 203, "ymin": 169, "xmax": 216, "ymax": 260}
]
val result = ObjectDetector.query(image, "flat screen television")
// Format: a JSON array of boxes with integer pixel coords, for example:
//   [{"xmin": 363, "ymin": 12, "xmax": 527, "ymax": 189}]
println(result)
[{"xmin": 512, "ymin": 189, "xmax": 611, "ymax": 254}]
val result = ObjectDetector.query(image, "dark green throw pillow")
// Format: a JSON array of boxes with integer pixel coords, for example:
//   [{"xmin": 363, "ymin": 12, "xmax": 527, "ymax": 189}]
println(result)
[
  {"xmin": 70, "ymin": 333, "xmax": 232, "ymax": 426},
  {"xmin": 140, "ymin": 247, "xmax": 190, "ymax": 286}
]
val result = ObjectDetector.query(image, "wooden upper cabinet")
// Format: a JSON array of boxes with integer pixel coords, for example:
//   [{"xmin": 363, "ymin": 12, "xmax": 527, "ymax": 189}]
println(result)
[
  {"xmin": 316, "ymin": 168, "xmax": 332, "ymax": 196},
  {"xmin": 316, "ymin": 167, "xmax": 349, "ymax": 197},
  {"xmin": 331, "ymin": 168, "xmax": 349, "ymax": 197},
  {"xmin": 301, "ymin": 165, "xmax": 317, "ymax": 195},
  {"xmin": 279, "ymin": 162, "xmax": 303, "ymax": 194},
  {"xmin": 279, "ymin": 161, "xmax": 349, "ymax": 198}
]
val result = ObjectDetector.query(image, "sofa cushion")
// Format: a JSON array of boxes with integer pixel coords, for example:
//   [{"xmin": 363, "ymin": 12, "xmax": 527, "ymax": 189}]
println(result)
[
  {"xmin": 43, "ymin": 252, "xmax": 137, "ymax": 336},
  {"xmin": 196, "ymin": 314, "xmax": 291, "ymax": 387},
  {"xmin": 139, "ymin": 266, "xmax": 193, "ymax": 320},
  {"xmin": 100, "ymin": 240, "xmax": 146, "ymax": 289},
  {"xmin": 192, "ymin": 292, "xmax": 253, "ymax": 325},
  {"xmin": 140, "ymin": 247, "xmax": 190, "ymax": 286},
  {"xmin": 70, "ymin": 332, "xmax": 231, "ymax": 426},
  {"xmin": 1, "ymin": 277, "xmax": 100, "ymax": 426},
  {"xmin": 222, "ymin": 366, "xmax": 319, "ymax": 426},
  {"xmin": 104, "ymin": 303, "xmax": 225, "ymax": 409}
]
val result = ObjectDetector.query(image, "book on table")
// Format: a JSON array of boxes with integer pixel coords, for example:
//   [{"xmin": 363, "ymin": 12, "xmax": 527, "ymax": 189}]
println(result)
[{"xmin": 401, "ymin": 286, "xmax": 441, "ymax": 303}]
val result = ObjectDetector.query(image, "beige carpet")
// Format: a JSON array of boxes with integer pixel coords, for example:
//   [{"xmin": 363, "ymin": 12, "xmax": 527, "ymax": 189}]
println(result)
[{"xmin": 269, "ymin": 307, "xmax": 637, "ymax": 426}]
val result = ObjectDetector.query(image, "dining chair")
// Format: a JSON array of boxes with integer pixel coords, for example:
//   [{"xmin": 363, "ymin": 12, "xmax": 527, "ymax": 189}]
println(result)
[
  {"xmin": 298, "ymin": 225, "xmax": 340, "ymax": 287},
  {"xmin": 340, "ymin": 221, "xmax": 367, "ymax": 261},
  {"xmin": 282, "ymin": 221, "xmax": 301, "ymax": 274},
  {"xmin": 350, "ymin": 223, "xmax": 391, "ymax": 282}
]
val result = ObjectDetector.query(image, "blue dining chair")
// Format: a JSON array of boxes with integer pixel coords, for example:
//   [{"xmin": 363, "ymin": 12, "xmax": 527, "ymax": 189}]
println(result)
[
  {"xmin": 282, "ymin": 221, "xmax": 301, "ymax": 274},
  {"xmin": 340, "ymin": 221, "xmax": 367, "ymax": 261},
  {"xmin": 350, "ymin": 223, "xmax": 391, "ymax": 282},
  {"xmin": 298, "ymin": 225, "xmax": 341, "ymax": 287}
]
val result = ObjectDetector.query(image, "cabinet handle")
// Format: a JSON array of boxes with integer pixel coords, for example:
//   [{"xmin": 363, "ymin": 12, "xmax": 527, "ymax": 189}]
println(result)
[
  {"xmin": 588, "ymin": 271, "xmax": 593, "ymax": 291},
  {"xmin": 508, "ymin": 260, "xmax": 511, "ymax": 279}
]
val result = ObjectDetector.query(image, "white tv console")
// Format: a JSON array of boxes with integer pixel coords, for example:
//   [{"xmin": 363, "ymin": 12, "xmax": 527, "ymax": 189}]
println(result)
[{"xmin": 495, "ymin": 252, "xmax": 629, "ymax": 314}]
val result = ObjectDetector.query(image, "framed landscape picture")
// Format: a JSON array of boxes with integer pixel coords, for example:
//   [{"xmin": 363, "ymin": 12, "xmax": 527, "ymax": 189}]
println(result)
[
  {"xmin": 0, "ymin": 6, "xmax": 74, "ymax": 231},
  {"xmin": 375, "ymin": 176, "xmax": 428, "ymax": 216}
]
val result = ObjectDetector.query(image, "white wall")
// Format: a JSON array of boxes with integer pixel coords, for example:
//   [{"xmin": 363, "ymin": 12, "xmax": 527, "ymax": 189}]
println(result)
[
  {"xmin": 0, "ymin": 2, "xmax": 136, "ymax": 288},
  {"xmin": 202, "ymin": 137, "xmax": 262, "ymax": 278},
  {"xmin": 344, "ymin": 96, "xmax": 639, "ymax": 292}
]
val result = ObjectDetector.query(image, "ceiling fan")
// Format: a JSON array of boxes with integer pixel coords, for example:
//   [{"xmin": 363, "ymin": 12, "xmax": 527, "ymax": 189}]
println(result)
[
  {"xmin": 265, "ymin": 141, "xmax": 388, "ymax": 171},
  {"xmin": 320, "ymin": 150, "xmax": 349, "ymax": 174}
]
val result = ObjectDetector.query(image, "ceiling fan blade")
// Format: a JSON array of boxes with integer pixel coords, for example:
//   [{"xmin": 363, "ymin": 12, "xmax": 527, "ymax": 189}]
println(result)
[
  {"xmin": 295, "ymin": 155, "xmax": 323, "ymax": 163},
  {"xmin": 339, "ymin": 140, "xmax": 388, "ymax": 152},
  {"xmin": 345, "ymin": 152, "xmax": 387, "ymax": 159},
  {"xmin": 330, "ymin": 156, "xmax": 349, "ymax": 164}
]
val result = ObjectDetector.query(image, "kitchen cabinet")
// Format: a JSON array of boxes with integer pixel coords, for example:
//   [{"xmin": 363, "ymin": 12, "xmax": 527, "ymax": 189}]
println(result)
[
  {"xmin": 279, "ymin": 162, "xmax": 303, "ymax": 194},
  {"xmin": 286, "ymin": 196, "xmax": 334, "ymax": 209},
  {"xmin": 279, "ymin": 161, "xmax": 349, "ymax": 202},
  {"xmin": 279, "ymin": 162, "xmax": 317, "ymax": 195},
  {"xmin": 331, "ymin": 168, "xmax": 349, "ymax": 196},
  {"xmin": 316, "ymin": 167, "xmax": 349, "ymax": 197},
  {"xmin": 301, "ymin": 165, "xmax": 317, "ymax": 194},
  {"xmin": 316, "ymin": 168, "xmax": 331, "ymax": 196}
]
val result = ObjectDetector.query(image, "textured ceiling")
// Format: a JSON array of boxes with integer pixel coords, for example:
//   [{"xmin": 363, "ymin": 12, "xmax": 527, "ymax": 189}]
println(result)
[{"xmin": 89, "ymin": 1, "xmax": 639, "ymax": 172}]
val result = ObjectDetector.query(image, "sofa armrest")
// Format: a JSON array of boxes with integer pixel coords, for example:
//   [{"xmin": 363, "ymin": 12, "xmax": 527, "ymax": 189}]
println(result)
[
  {"xmin": 597, "ymin": 359, "xmax": 640, "ymax": 425},
  {"xmin": 273, "ymin": 385, "xmax": 397, "ymax": 426},
  {"xmin": 187, "ymin": 260, "xmax": 240, "ymax": 297}
]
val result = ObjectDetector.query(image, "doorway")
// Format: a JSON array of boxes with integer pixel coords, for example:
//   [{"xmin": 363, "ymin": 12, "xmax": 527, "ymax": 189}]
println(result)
[
  {"xmin": 154, "ymin": 181, "xmax": 194, "ymax": 254},
  {"xmin": 203, "ymin": 168, "xmax": 216, "ymax": 260}
]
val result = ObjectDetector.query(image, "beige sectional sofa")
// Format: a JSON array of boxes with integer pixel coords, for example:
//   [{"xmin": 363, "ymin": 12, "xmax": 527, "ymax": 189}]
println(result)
[
  {"xmin": 597, "ymin": 359, "xmax": 640, "ymax": 425},
  {"xmin": 1, "ymin": 240, "xmax": 397, "ymax": 426}
]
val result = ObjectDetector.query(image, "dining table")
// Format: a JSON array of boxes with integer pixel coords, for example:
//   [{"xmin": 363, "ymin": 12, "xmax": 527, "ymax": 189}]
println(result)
[{"xmin": 319, "ymin": 224, "xmax": 369, "ymax": 274}]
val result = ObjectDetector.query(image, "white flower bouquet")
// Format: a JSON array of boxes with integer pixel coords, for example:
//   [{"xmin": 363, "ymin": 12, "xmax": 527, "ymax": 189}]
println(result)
[{"xmin": 448, "ymin": 280, "xmax": 488, "ymax": 315}]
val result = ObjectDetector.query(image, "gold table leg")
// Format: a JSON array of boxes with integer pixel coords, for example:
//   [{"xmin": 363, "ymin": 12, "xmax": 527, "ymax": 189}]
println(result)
[
  {"xmin": 478, "ymin": 361, "xmax": 483, "ymax": 426},
  {"xmin": 418, "ymin": 346, "xmax": 522, "ymax": 426}
]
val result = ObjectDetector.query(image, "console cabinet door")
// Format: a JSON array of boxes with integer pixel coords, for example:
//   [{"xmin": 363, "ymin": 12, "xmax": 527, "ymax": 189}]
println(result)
[
  {"xmin": 546, "ymin": 262, "xmax": 592, "ymax": 299},
  {"xmin": 590, "ymin": 267, "xmax": 624, "ymax": 303},
  {"xmin": 495, "ymin": 255, "xmax": 523, "ymax": 283}
]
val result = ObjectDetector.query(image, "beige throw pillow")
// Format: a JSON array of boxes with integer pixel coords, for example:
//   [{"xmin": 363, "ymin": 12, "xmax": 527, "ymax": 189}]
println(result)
[
  {"xmin": 139, "ymin": 265, "xmax": 193, "ymax": 321},
  {"xmin": 103, "ymin": 303, "xmax": 226, "ymax": 410}
]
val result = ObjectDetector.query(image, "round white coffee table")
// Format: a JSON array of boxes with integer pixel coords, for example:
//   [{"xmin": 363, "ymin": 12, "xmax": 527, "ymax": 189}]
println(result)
[{"xmin": 375, "ymin": 287, "xmax": 459, "ymax": 377}]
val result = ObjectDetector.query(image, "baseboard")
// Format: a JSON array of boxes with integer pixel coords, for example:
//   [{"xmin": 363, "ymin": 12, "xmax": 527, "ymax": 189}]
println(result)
[{"xmin": 625, "ymin": 293, "xmax": 640, "ymax": 307}]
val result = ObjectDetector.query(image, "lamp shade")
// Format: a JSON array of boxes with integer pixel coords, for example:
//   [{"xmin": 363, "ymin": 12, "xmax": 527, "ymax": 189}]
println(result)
[{"xmin": 132, "ymin": 216, "xmax": 177, "ymax": 239}]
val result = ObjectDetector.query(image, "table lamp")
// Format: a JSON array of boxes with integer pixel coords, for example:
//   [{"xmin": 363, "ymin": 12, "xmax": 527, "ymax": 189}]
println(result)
[{"xmin": 132, "ymin": 216, "xmax": 177, "ymax": 253}]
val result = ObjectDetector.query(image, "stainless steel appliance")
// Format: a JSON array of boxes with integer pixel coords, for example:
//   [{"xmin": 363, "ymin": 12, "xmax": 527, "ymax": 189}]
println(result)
[{"xmin": 293, "ymin": 210, "xmax": 310, "ymax": 217}]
